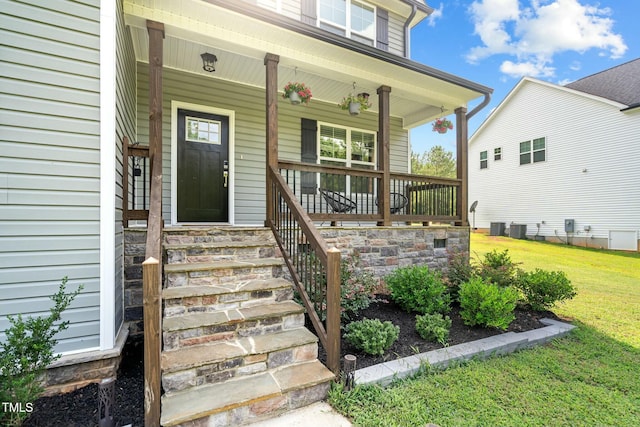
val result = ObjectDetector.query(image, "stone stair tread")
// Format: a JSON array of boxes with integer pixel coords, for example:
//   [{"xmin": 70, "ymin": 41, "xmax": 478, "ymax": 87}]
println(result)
[
  {"xmin": 163, "ymin": 278, "xmax": 291, "ymax": 300},
  {"xmin": 162, "ymin": 328, "xmax": 318, "ymax": 373},
  {"xmin": 273, "ymin": 360, "xmax": 335, "ymax": 393},
  {"xmin": 163, "ymin": 300, "xmax": 303, "ymax": 332},
  {"xmin": 160, "ymin": 361, "xmax": 334, "ymax": 426},
  {"xmin": 164, "ymin": 257, "xmax": 284, "ymax": 273},
  {"xmin": 164, "ymin": 240, "xmax": 275, "ymax": 250},
  {"xmin": 161, "ymin": 372, "xmax": 280, "ymax": 427}
]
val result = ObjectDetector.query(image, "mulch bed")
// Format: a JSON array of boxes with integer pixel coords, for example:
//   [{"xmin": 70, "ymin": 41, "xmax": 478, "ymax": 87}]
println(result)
[
  {"xmin": 318, "ymin": 295, "xmax": 561, "ymax": 370},
  {"xmin": 23, "ymin": 338, "xmax": 144, "ymax": 427},
  {"xmin": 23, "ymin": 298, "xmax": 559, "ymax": 426}
]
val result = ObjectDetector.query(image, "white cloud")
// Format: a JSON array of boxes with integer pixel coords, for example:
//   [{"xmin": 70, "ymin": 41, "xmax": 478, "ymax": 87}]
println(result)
[
  {"xmin": 466, "ymin": 0, "xmax": 628, "ymax": 78},
  {"xmin": 500, "ymin": 60, "xmax": 555, "ymax": 78},
  {"xmin": 427, "ymin": 3, "xmax": 444, "ymax": 27}
]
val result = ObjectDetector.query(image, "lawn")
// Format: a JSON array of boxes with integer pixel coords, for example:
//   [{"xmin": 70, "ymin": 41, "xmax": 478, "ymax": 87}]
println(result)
[{"xmin": 329, "ymin": 233, "xmax": 640, "ymax": 427}]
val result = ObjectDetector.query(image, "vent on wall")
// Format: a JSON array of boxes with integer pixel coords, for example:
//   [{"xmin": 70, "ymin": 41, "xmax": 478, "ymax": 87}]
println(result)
[{"xmin": 434, "ymin": 238, "xmax": 447, "ymax": 248}]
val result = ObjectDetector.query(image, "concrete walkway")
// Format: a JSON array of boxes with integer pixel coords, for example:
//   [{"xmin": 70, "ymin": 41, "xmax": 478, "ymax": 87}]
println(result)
[
  {"xmin": 245, "ymin": 318, "xmax": 575, "ymax": 426},
  {"xmin": 244, "ymin": 402, "xmax": 352, "ymax": 427}
]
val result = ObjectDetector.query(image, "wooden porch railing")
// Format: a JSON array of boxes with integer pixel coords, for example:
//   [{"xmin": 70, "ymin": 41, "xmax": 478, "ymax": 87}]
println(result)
[
  {"xmin": 278, "ymin": 160, "xmax": 461, "ymax": 224},
  {"xmin": 266, "ymin": 165, "xmax": 341, "ymax": 375},
  {"xmin": 122, "ymin": 136, "xmax": 150, "ymax": 228}
]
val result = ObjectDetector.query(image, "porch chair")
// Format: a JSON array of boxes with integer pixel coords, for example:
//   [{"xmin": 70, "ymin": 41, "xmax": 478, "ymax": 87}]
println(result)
[
  {"xmin": 319, "ymin": 188, "xmax": 357, "ymax": 226},
  {"xmin": 376, "ymin": 192, "xmax": 409, "ymax": 215}
]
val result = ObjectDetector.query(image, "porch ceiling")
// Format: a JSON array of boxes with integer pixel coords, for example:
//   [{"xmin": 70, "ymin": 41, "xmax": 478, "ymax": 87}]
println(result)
[{"xmin": 124, "ymin": 0, "xmax": 489, "ymax": 129}]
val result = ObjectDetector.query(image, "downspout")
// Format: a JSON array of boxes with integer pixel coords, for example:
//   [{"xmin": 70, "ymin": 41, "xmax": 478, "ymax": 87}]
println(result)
[
  {"xmin": 467, "ymin": 92, "xmax": 492, "ymax": 120},
  {"xmin": 402, "ymin": 3, "xmax": 417, "ymax": 57}
]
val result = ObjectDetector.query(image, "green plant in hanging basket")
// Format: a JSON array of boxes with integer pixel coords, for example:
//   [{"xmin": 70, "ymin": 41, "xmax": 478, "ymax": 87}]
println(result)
[
  {"xmin": 338, "ymin": 93, "xmax": 372, "ymax": 115},
  {"xmin": 432, "ymin": 117, "xmax": 454, "ymax": 134}
]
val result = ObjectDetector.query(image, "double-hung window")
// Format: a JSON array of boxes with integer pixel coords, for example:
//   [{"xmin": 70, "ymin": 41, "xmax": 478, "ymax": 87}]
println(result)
[
  {"xmin": 318, "ymin": 123, "xmax": 376, "ymax": 193},
  {"xmin": 318, "ymin": 0, "xmax": 376, "ymax": 46},
  {"xmin": 257, "ymin": 0, "xmax": 281, "ymax": 12},
  {"xmin": 520, "ymin": 137, "xmax": 546, "ymax": 165},
  {"xmin": 480, "ymin": 151, "xmax": 488, "ymax": 169}
]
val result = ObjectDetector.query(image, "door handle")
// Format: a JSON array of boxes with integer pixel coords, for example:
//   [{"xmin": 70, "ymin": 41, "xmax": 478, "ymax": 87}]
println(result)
[{"xmin": 223, "ymin": 171, "xmax": 228, "ymax": 188}]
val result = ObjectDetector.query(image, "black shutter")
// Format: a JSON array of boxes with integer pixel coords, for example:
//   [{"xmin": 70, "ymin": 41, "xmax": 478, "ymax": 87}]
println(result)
[
  {"xmin": 301, "ymin": 118, "xmax": 317, "ymax": 194},
  {"xmin": 301, "ymin": 0, "xmax": 317, "ymax": 25},
  {"xmin": 376, "ymin": 8, "xmax": 389, "ymax": 51}
]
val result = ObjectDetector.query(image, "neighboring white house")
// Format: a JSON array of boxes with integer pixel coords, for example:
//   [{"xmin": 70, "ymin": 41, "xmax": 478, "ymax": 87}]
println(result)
[{"xmin": 469, "ymin": 59, "xmax": 640, "ymax": 251}]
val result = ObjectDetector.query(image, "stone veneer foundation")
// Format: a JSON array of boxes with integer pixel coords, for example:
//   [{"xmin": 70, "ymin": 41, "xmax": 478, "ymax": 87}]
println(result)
[
  {"xmin": 42, "ymin": 327, "xmax": 128, "ymax": 396},
  {"xmin": 123, "ymin": 226, "xmax": 469, "ymax": 337},
  {"xmin": 319, "ymin": 225, "xmax": 470, "ymax": 281}
]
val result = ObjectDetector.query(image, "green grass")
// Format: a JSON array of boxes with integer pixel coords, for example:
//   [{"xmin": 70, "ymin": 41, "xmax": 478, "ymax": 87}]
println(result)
[{"xmin": 329, "ymin": 234, "xmax": 640, "ymax": 427}]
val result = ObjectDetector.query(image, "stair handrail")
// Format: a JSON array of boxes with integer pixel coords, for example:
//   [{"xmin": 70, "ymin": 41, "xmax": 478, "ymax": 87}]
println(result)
[{"xmin": 267, "ymin": 165, "xmax": 341, "ymax": 375}]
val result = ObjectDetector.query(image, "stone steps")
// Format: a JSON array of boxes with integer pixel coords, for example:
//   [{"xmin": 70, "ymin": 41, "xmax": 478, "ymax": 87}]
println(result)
[
  {"xmin": 163, "ymin": 300, "xmax": 305, "ymax": 351},
  {"xmin": 165, "ymin": 258, "xmax": 285, "ymax": 288},
  {"xmin": 160, "ymin": 227, "xmax": 334, "ymax": 426},
  {"xmin": 161, "ymin": 328, "xmax": 319, "ymax": 393},
  {"xmin": 161, "ymin": 360, "xmax": 334, "ymax": 427},
  {"xmin": 163, "ymin": 277, "xmax": 294, "ymax": 318},
  {"xmin": 165, "ymin": 240, "xmax": 277, "ymax": 264},
  {"xmin": 164, "ymin": 227, "xmax": 275, "ymax": 245}
]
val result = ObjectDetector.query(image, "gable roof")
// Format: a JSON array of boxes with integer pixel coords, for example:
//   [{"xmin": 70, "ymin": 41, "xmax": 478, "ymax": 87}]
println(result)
[
  {"xmin": 470, "ymin": 59, "xmax": 639, "ymax": 143},
  {"xmin": 564, "ymin": 58, "xmax": 640, "ymax": 107}
]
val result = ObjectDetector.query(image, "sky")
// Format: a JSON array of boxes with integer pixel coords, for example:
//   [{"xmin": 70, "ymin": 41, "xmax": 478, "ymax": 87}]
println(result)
[{"xmin": 408, "ymin": 0, "xmax": 640, "ymax": 155}]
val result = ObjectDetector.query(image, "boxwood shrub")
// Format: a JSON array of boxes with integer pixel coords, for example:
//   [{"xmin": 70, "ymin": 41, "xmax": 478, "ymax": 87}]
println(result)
[{"xmin": 384, "ymin": 265, "xmax": 451, "ymax": 315}]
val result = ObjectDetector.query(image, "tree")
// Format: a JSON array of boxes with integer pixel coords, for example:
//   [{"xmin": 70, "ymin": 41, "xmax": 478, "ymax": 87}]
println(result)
[{"xmin": 411, "ymin": 145, "xmax": 456, "ymax": 178}]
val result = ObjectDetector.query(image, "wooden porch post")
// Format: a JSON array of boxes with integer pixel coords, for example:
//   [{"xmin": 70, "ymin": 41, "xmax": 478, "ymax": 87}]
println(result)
[
  {"xmin": 326, "ymin": 247, "xmax": 341, "ymax": 375},
  {"xmin": 377, "ymin": 85, "xmax": 391, "ymax": 226},
  {"xmin": 455, "ymin": 106, "xmax": 468, "ymax": 226},
  {"xmin": 147, "ymin": 21, "xmax": 164, "ymax": 183},
  {"xmin": 264, "ymin": 53, "xmax": 280, "ymax": 226},
  {"xmin": 145, "ymin": 19, "xmax": 164, "ymax": 427}
]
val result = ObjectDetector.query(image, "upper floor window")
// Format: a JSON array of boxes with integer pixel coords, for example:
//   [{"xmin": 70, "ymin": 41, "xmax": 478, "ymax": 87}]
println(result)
[
  {"xmin": 257, "ymin": 0, "xmax": 281, "ymax": 11},
  {"xmin": 494, "ymin": 147, "xmax": 502, "ymax": 161},
  {"xmin": 480, "ymin": 151, "xmax": 488, "ymax": 169},
  {"xmin": 318, "ymin": 0, "xmax": 376, "ymax": 46},
  {"xmin": 519, "ymin": 137, "xmax": 546, "ymax": 165}
]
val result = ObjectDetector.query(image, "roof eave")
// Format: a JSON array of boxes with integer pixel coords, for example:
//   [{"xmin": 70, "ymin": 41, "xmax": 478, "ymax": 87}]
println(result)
[{"xmin": 203, "ymin": 0, "xmax": 492, "ymax": 97}]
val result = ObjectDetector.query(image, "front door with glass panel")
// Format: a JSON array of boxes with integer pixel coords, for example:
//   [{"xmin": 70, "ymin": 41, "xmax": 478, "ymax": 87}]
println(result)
[{"xmin": 177, "ymin": 109, "xmax": 229, "ymax": 222}]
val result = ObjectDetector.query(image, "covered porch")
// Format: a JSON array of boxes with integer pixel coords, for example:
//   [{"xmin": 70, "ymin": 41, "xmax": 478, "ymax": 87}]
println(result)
[
  {"xmin": 123, "ymin": 0, "xmax": 492, "ymax": 229},
  {"xmin": 122, "ymin": 1, "xmax": 492, "ymax": 424}
]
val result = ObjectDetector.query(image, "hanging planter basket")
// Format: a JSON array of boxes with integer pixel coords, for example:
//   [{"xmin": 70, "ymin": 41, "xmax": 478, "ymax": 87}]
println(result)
[
  {"xmin": 339, "ymin": 92, "xmax": 371, "ymax": 116},
  {"xmin": 432, "ymin": 117, "xmax": 454, "ymax": 134},
  {"xmin": 282, "ymin": 82, "xmax": 312, "ymax": 105},
  {"xmin": 288, "ymin": 91, "xmax": 301, "ymax": 105}
]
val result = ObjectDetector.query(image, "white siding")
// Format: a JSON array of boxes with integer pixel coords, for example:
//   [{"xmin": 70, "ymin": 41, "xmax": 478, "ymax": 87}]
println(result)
[
  {"xmin": 0, "ymin": 0, "xmax": 102, "ymax": 352},
  {"xmin": 469, "ymin": 80, "xmax": 640, "ymax": 249},
  {"xmin": 137, "ymin": 67, "xmax": 409, "ymax": 225}
]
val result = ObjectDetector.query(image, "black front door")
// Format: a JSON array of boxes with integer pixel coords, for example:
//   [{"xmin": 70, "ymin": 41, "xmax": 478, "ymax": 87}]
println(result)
[{"xmin": 177, "ymin": 109, "xmax": 229, "ymax": 222}]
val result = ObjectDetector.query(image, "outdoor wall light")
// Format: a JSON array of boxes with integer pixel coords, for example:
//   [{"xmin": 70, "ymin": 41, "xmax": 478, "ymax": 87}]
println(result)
[{"xmin": 201, "ymin": 52, "xmax": 217, "ymax": 72}]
